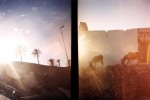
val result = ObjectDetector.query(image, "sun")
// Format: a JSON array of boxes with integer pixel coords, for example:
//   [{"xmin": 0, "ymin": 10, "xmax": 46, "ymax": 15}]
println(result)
[{"xmin": 0, "ymin": 37, "xmax": 24, "ymax": 63}]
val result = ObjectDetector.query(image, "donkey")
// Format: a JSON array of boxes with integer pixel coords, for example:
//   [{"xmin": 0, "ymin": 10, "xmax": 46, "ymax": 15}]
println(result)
[
  {"xmin": 89, "ymin": 55, "xmax": 104, "ymax": 68},
  {"xmin": 121, "ymin": 52, "xmax": 141, "ymax": 66}
]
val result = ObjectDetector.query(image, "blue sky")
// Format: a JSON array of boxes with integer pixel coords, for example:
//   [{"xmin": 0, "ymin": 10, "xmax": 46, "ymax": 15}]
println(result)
[
  {"xmin": 0, "ymin": 0, "xmax": 71, "ymax": 67},
  {"xmin": 78, "ymin": 0, "xmax": 150, "ymax": 30}
]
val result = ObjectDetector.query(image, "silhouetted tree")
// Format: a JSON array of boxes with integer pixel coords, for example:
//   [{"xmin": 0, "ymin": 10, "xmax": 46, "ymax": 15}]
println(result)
[
  {"xmin": 48, "ymin": 59, "xmax": 55, "ymax": 66},
  {"xmin": 32, "ymin": 49, "xmax": 41, "ymax": 64},
  {"xmin": 57, "ymin": 59, "xmax": 60, "ymax": 67},
  {"xmin": 16, "ymin": 45, "xmax": 26, "ymax": 62}
]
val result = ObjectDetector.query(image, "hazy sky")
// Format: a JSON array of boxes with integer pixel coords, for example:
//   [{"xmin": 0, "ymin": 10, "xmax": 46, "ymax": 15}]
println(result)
[
  {"xmin": 78, "ymin": 0, "xmax": 150, "ymax": 30},
  {"xmin": 0, "ymin": 0, "xmax": 71, "ymax": 67}
]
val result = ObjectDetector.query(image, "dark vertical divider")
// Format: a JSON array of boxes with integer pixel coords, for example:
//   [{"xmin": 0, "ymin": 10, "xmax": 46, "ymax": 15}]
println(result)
[{"xmin": 71, "ymin": 0, "xmax": 78, "ymax": 100}]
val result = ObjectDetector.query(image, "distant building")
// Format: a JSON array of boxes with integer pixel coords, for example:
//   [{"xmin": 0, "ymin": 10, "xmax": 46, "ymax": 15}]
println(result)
[
  {"xmin": 138, "ymin": 28, "xmax": 150, "ymax": 63},
  {"xmin": 79, "ymin": 22, "xmax": 88, "ymax": 31},
  {"xmin": 79, "ymin": 26, "xmax": 150, "ymax": 66}
]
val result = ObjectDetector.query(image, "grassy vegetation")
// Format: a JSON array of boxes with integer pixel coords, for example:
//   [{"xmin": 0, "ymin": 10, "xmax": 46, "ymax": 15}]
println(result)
[{"xmin": 79, "ymin": 64, "xmax": 150, "ymax": 100}]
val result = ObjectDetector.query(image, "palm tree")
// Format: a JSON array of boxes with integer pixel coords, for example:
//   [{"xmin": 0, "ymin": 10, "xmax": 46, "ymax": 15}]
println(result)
[
  {"xmin": 57, "ymin": 59, "xmax": 60, "ymax": 67},
  {"xmin": 32, "ymin": 49, "xmax": 41, "ymax": 64},
  {"xmin": 48, "ymin": 59, "xmax": 55, "ymax": 66},
  {"xmin": 16, "ymin": 45, "xmax": 26, "ymax": 62}
]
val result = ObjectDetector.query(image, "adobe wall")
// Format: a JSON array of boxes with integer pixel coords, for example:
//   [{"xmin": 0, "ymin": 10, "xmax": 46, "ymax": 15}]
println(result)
[{"xmin": 79, "ymin": 29, "xmax": 138, "ymax": 66}]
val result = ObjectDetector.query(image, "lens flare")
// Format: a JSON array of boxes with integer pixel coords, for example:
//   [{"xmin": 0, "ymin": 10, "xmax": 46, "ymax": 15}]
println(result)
[
  {"xmin": 147, "ymin": 43, "xmax": 150, "ymax": 63},
  {"xmin": 7, "ymin": 62, "xmax": 26, "ymax": 91},
  {"xmin": 78, "ymin": 34, "xmax": 90, "ymax": 59}
]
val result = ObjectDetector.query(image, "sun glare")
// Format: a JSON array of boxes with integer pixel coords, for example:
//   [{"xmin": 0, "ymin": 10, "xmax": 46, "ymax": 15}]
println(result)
[
  {"xmin": 78, "ymin": 34, "xmax": 89, "ymax": 59},
  {"xmin": 0, "ymin": 38, "xmax": 24, "ymax": 63},
  {"xmin": 147, "ymin": 43, "xmax": 150, "ymax": 63}
]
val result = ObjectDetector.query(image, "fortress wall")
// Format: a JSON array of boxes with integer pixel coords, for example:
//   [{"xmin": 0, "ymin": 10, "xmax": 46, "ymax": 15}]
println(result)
[
  {"xmin": 79, "ymin": 29, "xmax": 138, "ymax": 66},
  {"xmin": 106, "ymin": 30, "xmax": 124, "ymax": 65},
  {"xmin": 123, "ymin": 29, "xmax": 138, "ymax": 55}
]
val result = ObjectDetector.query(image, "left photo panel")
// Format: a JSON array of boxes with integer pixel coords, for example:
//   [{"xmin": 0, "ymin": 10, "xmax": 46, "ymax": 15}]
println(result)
[{"xmin": 0, "ymin": 0, "xmax": 71, "ymax": 99}]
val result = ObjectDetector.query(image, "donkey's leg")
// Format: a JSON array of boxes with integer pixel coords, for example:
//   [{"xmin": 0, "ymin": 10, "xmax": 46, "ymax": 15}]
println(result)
[
  {"xmin": 93, "ymin": 62, "xmax": 96, "ymax": 70},
  {"xmin": 101, "ymin": 60, "xmax": 104, "ymax": 66},
  {"xmin": 137, "ymin": 58, "xmax": 140, "ymax": 64},
  {"xmin": 126, "ymin": 60, "xmax": 129, "ymax": 66},
  {"xmin": 89, "ymin": 62, "xmax": 91, "ymax": 69},
  {"xmin": 126, "ymin": 59, "xmax": 131, "ymax": 66}
]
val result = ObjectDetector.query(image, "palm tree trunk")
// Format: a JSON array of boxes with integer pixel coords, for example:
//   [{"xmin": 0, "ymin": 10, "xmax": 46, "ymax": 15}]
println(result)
[
  {"xmin": 37, "ymin": 55, "xmax": 39, "ymax": 64},
  {"xmin": 19, "ymin": 51, "xmax": 22, "ymax": 62}
]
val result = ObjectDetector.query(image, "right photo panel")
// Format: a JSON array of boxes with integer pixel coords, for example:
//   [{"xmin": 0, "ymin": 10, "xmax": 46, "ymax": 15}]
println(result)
[{"xmin": 78, "ymin": 0, "xmax": 150, "ymax": 100}]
